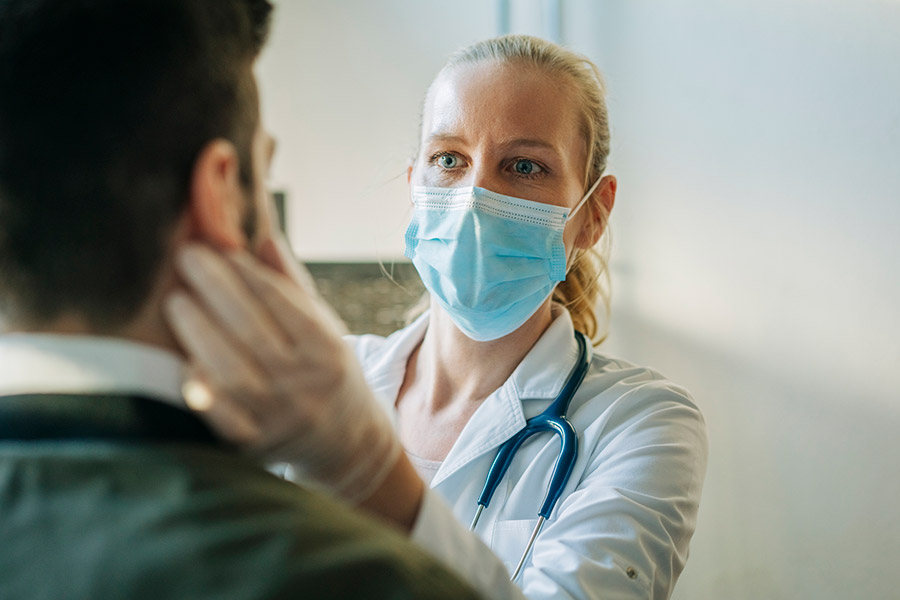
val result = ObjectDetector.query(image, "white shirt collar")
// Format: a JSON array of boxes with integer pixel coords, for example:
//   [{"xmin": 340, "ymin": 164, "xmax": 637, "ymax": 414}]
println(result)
[
  {"xmin": 508, "ymin": 307, "xmax": 582, "ymax": 402},
  {"xmin": 358, "ymin": 307, "xmax": 584, "ymax": 487},
  {"xmin": 366, "ymin": 307, "xmax": 582, "ymax": 403},
  {"xmin": 0, "ymin": 333, "xmax": 187, "ymax": 408}
]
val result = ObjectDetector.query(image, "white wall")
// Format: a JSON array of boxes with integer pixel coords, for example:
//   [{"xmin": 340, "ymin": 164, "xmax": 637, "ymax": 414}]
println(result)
[
  {"xmin": 257, "ymin": 1, "xmax": 900, "ymax": 597},
  {"xmin": 568, "ymin": 1, "xmax": 900, "ymax": 598},
  {"xmin": 255, "ymin": 0, "xmax": 496, "ymax": 261}
]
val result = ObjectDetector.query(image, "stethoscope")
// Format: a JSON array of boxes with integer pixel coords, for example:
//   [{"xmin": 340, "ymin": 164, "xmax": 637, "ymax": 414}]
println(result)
[{"xmin": 469, "ymin": 330, "xmax": 593, "ymax": 581}]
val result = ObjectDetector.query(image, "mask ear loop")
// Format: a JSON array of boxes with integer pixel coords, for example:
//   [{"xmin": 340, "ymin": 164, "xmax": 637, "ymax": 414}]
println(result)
[
  {"xmin": 568, "ymin": 176, "xmax": 604, "ymax": 220},
  {"xmin": 564, "ymin": 176, "xmax": 605, "ymax": 273}
]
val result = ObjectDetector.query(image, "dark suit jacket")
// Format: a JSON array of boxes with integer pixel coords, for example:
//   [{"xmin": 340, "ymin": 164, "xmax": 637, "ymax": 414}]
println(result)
[{"xmin": 0, "ymin": 393, "xmax": 480, "ymax": 600}]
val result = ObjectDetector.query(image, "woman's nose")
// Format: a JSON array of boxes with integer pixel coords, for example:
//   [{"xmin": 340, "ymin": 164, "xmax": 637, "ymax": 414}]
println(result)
[{"xmin": 470, "ymin": 162, "xmax": 506, "ymax": 193}]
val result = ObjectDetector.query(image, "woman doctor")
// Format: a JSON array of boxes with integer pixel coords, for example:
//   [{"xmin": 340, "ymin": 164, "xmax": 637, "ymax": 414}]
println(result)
[{"xmin": 166, "ymin": 35, "xmax": 708, "ymax": 600}]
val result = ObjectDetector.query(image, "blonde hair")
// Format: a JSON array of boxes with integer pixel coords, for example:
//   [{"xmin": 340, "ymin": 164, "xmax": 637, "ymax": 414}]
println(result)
[{"xmin": 412, "ymin": 34, "xmax": 613, "ymax": 343}]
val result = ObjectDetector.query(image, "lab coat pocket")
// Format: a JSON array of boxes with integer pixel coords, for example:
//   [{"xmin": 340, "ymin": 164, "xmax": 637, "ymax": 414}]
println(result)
[{"xmin": 491, "ymin": 518, "xmax": 540, "ymax": 575}]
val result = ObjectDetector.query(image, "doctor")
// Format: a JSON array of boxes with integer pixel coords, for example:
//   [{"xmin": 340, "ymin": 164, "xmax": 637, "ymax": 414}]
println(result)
[{"xmin": 166, "ymin": 35, "xmax": 707, "ymax": 600}]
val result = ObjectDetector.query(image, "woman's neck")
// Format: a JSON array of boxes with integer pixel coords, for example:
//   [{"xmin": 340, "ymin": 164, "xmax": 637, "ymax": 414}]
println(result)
[
  {"xmin": 411, "ymin": 300, "xmax": 556, "ymax": 413},
  {"xmin": 394, "ymin": 300, "xmax": 556, "ymax": 461}
]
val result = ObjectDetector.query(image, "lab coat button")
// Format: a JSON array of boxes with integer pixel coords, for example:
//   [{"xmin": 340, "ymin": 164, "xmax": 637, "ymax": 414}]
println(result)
[{"xmin": 626, "ymin": 567, "xmax": 638, "ymax": 580}]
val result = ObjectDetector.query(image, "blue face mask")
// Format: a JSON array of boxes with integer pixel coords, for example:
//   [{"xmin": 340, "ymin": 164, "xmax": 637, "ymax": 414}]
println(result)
[{"xmin": 404, "ymin": 180, "xmax": 601, "ymax": 342}]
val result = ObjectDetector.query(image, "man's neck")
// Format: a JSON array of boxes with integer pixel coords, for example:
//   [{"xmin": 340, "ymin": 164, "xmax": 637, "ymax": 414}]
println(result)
[
  {"xmin": 10, "ymin": 313, "xmax": 181, "ymax": 356},
  {"xmin": 4, "ymin": 272, "xmax": 185, "ymax": 358}
]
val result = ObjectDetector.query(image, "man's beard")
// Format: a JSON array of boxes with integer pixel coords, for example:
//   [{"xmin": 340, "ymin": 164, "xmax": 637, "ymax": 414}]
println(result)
[
  {"xmin": 241, "ymin": 195, "xmax": 258, "ymax": 246},
  {"xmin": 238, "ymin": 158, "xmax": 259, "ymax": 246}
]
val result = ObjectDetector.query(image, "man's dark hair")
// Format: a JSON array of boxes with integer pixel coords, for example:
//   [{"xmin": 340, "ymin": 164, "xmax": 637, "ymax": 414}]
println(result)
[{"xmin": 0, "ymin": 0, "xmax": 273, "ymax": 329}]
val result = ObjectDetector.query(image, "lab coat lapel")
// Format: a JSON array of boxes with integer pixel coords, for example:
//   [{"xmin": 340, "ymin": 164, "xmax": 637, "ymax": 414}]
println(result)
[
  {"xmin": 430, "ymin": 309, "xmax": 581, "ymax": 488},
  {"xmin": 354, "ymin": 313, "xmax": 431, "ymax": 418},
  {"xmin": 430, "ymin": 380, "xmax": 526, "ymax": 488}
]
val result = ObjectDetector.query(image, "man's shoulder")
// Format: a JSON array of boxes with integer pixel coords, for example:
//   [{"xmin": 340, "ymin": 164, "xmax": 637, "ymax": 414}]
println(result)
[
  {"xmin": 160, "ymin": 446, "xmax": 481, "ymax": 598},
  {"xmin": 0, "ymin": 442, "xmax": 480, "ymax": 599}
]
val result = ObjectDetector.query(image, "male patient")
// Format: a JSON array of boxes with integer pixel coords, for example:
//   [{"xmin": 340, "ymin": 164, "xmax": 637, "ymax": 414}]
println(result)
[{"xmin": 0, "ymin": 0, "xmax": 477, "ymax": 598}]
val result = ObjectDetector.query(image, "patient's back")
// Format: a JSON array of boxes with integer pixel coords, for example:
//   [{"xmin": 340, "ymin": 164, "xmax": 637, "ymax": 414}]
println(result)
[{"xmin": 0, "ymin": 438, "xmax": 478, "ymax": 599}]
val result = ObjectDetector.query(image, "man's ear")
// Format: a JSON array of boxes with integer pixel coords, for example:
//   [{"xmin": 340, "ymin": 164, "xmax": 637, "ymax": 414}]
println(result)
[
  {"xmin": 406, "ymin": 161, "xmax": 414, "ymax": 185},
  {"xmin": 576, "ymin": 175, "xmax": 617, "ymax": 249},
  {"xmin": 189, "ymin": 139, "xmax": 248, "ymax": 250}
]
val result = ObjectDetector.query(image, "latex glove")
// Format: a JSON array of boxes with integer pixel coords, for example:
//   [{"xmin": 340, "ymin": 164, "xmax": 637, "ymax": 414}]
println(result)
[{"xmin": 164, "ymin": 240, "xmax": 402, "ymax": 503}]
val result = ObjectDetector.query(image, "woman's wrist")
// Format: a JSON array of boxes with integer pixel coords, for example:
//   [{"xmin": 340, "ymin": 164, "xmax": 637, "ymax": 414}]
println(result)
[{"xmin": 356, "ymin": 452, "xmax": 426, "ymax": 534}]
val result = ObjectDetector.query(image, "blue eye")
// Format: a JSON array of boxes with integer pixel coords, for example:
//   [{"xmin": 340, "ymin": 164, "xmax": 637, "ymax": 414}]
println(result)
[
  {"xmin": 438, "ymin": 154, "xmax": 460, "ymax": 169},
  {"xmin": 513, "ymin": 159, "xmax": 543, "ymax": 176}
]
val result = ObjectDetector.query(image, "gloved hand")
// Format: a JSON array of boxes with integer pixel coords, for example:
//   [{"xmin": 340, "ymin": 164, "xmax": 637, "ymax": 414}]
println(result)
[{"xmin": 164, "ymin": 239, "xmax": 402, "ymax": 503}]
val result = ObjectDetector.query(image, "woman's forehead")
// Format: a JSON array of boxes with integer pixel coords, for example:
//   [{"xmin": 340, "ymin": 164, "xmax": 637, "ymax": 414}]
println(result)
[{"xmin": 423, "ymin": 62, "xmax": 582, "ymax": 154}]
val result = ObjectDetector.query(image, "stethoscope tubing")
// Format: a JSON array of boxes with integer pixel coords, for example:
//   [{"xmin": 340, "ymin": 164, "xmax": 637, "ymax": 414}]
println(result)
[{"xmin": 469, "ymin": 331, "xmax": 593, "ymax": 581}]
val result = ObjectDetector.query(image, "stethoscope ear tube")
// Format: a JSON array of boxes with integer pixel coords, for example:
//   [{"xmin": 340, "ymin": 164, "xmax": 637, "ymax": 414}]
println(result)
[{"xmin": 475, "ymin": 427, "xmax": 532, "ymax": 512}]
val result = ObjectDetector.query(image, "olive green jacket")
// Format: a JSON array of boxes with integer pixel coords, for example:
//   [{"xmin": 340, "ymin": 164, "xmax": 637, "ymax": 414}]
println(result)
[{"xmin": 0, "ymin": 394, "xmax": 480, "ymax": 600}]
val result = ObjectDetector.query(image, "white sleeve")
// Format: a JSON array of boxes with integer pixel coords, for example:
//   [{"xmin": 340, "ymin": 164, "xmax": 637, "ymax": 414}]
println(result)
[
  {"xmin": 413, "ymin": 385, "xmax": 707, "ymax": 600},
  {"xmin": 411, "ymin": 488, "xmax": 528, "ymax": 600},
  {"xmin": 520, "ymin": 386, "xmax": 708, "ymax": 599}
]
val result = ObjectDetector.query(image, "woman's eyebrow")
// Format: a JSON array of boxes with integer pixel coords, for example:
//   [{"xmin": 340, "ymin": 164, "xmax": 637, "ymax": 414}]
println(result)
[
  {"xmin": 425, "ymin": 134, "xmax": 561, "ymax": 155},
  {"xmin": 424, "ymin": 132, "xmax": 466, "ymax": 146},
  {"xmin": 499, "ymin": 137, "xmax": 560, "ymax": 154}
]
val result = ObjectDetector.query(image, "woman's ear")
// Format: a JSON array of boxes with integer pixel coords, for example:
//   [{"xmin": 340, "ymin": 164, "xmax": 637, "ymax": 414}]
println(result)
[
  {"xmin": 188, "ymin": 139, "xmax": 248, "ymax": 251},
  {"xmin": 576, "ymin": 175, "xmax": 617, "ymax": 249}
]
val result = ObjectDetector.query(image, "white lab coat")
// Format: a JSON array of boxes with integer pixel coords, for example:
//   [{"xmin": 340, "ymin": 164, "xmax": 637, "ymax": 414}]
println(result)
[{"xmin": 348, "ymin": 309, "xmax": 708, "ymax": 600}]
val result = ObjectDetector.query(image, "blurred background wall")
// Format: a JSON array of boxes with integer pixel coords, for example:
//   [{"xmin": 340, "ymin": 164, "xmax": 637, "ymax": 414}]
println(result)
[{"xmin": 256, "ymin": 1, "xmax": 900, "ymax": 597}]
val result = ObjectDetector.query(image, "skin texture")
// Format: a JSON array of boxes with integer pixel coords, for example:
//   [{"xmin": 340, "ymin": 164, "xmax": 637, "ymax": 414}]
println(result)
[
  {"xmin": 9, "ymin": 47, "xmax": 424, "ymax": 528},
  {"xmin": 163, "ymin": 61, "xmax": 616, "ymax": 531},
  {"xmin": 165, "ymin": 61, "xmax": 619, "ymax": 532},
  {"xmin": 398, "ymin": 61, "xmax": 617, "ymax": 462},
  {"xmin": 11, "ymin": 63, "xmax": 420, "ymax": 522},
  {"xmin": 55, "ymin": 60, "xmax": 618, "ymax": 535}
]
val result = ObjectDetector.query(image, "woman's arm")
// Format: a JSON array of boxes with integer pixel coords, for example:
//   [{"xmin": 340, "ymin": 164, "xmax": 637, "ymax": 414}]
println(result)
[
  {"xmin": 539, "ymin": 391, "xmax": 707, "ymax": 598},
  {"xmin": 164, "ymin": 241, "xmax": 525, "ymax": 598},
  {"xmin": 406, "ymin": 384, "xmax": 707, "ymax": 600},
  {"xmin": 164, "ymin": 241, "xmax": 705, "ymax": 599}
]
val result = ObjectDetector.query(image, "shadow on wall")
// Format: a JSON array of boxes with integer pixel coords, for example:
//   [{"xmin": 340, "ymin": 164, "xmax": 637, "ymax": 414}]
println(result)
[{"xmin": 603, "ymin": 310, "xmax": 898, "ymax": 600}]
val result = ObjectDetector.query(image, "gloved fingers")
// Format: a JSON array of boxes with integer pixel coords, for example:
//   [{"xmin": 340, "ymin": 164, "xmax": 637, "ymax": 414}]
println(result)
[
  {"xmin": 181, "ymin": 374, "xmax": 261, "ymax": 446},
  {"xmin": 228, "ymin": 250, "xmax": 349, "ymax": 345},
  {"xmin": 175, "ymin": 245, "xmax": 294, "ymax": 370},
  {"xmin": 255, "ymin": 232, "xmax": 319, "ymax": 293},
  {"xmin": 164, "ymin": 291, "xmax": 274, "ymax": 420},
  {"xmin": 166, "ymin": 243, "xmax": 401, "ymax": 502}
]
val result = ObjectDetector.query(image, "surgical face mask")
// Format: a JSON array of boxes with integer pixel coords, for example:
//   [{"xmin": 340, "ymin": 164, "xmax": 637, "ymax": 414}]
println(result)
[{"xmin": 404, "ymin": 179, "xmax": 602, "ymax": 341}]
